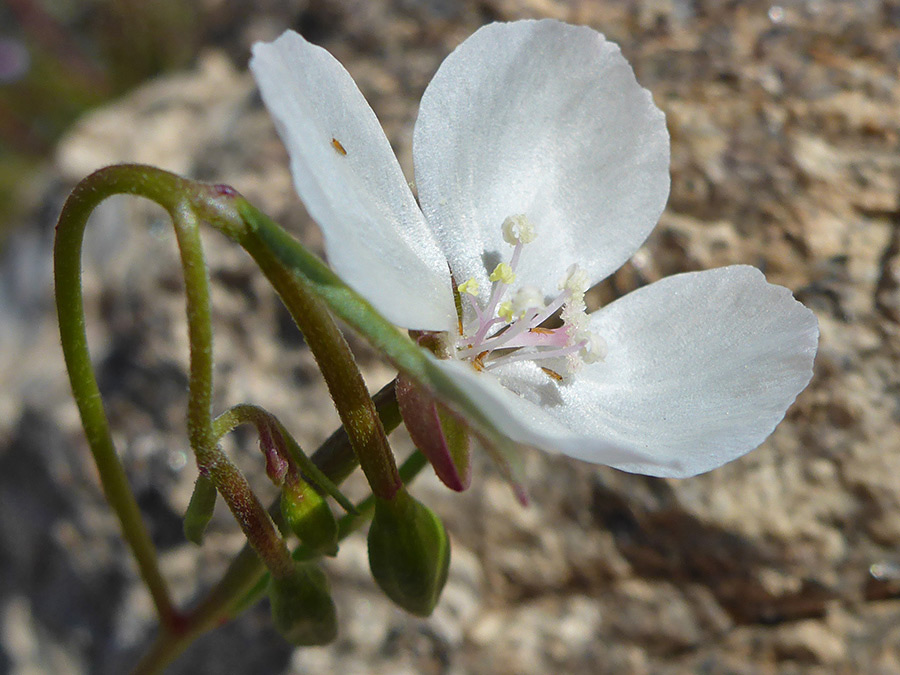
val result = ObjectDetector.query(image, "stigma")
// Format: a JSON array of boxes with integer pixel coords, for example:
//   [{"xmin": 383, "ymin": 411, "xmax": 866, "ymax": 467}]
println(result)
[{"xmin": 455, "ymin": 215, "xmax": 607, "ymax": 379}]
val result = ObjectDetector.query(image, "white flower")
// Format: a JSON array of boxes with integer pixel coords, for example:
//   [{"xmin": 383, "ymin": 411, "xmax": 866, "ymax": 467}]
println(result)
[{"xmin": 250, "ymin": 20, "xmax": 818, "ymax": 478}]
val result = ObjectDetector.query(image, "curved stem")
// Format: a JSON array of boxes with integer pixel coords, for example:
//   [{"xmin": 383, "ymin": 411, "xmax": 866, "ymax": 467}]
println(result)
[
  {"xmin": 54, "ymin": 165, "xmax": 191, "ymax": 626},
  {"xmin": 132, "ymin": 545, "xmax": 264, "ymax": 675},
  {"xmin": 170, "ymin": 204, "xmax": 293, "ymax": 580},
  {"xmin": 310, "ymin": 379, "xmax": 402, "ymax": 485},
  {"xmin": 188, "ymin": 176, "xmax": 403, "ymax": 501},
  {"xmin": 238, "ymin": 236, "xmax": 402, "ymax": 500},
  {"xmin": 132, "ymin": 381, "xmax": 405, "ymax": 675},
  {"xmin": 212, "ymin": 404, "xmax": 355, "ymax": 514},
  {"xmin": 55, "ymin": 165, "xmax": 410, "ymax": 672},
  {"xmin": 54, "ymin": 165, "xmax": 295, "ymax": 628}
]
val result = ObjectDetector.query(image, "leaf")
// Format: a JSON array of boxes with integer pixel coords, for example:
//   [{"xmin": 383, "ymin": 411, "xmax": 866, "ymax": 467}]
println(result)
[{"xmin": 236, "ymin": 199, "xmax": 524, "ymax": 492}]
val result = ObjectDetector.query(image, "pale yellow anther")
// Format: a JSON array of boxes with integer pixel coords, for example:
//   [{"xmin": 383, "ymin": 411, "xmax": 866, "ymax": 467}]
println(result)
[
  {"xmin": 501, "ymin": 214, "xmax": 537, "ymax": 245},
  {"xmin": 498, "ymin": 301, "xmax": 514, "ymax": 322},
  {"xmin": 512, "ymin": 286, "xmax": 543, "ymax": 316},
  {"xmin": 489, "ymin": 262, "xmax": 516, "ymax": 285},
  {"xmin": 457, "ymin": 277, "xmax": 480, "ymax": 296}
]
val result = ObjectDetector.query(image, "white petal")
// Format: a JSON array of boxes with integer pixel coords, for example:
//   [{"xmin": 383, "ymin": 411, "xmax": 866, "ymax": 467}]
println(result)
[
  {"xmin": 251, "ymin": 31, "xmax": 456, "ymax": 331},
  {"xmin": 432, "ymin": 359, "xmax": 665, "ymax": 470},
  {"xmin": 413, "ymin": 20, "xmax": 669, "ymax": 299},
  {"xmin": 504, "ymin": 265, "xmax": 818, "ymax": 477}
]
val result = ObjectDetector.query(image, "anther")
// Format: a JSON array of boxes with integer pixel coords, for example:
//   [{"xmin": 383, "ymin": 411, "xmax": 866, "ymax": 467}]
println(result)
[
  {"xmin": 489, "ymin": 263, "xmax": 515, "ymax": 285},
  {"xmin": 501, "ymin": 214, "xmax": 537, "ymax": 245},
  {"xmin": 511, "ymin": 286, "xmax": 543, "ymax": 316},
  {"xmin": 457, "ymin": 278, "xmax": 480, "ymax": 296},
  {"xmin": 456, "ymin": 217, "xmax": 607, "ymax": 381}
]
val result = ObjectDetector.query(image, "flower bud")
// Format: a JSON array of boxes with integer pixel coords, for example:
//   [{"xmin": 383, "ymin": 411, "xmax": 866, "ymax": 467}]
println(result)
[
  {"xmin": 183, "ymin": 473, "xmax": 217, "ymax": 545},
  {"xmin": 280, "ymin": 473, "xmax": 338, "ymax": 556},
  {"xmin": 367, "ymin": 489, "xmax": 450, "ymax": 617},
  {"xmin": 396, "ymin": 374, "xmax": 471, "ymax": 491},
  {"xmin": 268, "ymin": 561, "xmax": 338, "ymax": 646},
  {"xmin": 258, "ymin": 421, "xmax": 289, "ymax": 486}
]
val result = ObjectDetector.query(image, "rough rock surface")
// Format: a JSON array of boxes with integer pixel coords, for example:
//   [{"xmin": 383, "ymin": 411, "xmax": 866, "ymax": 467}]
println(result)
[{"xmin": 2, "ymin": 0, "xmax": 900, "ymax": 673}]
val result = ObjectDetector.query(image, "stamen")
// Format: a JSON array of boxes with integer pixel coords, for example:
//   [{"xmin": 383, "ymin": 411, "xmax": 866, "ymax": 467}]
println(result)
[
  {"xmin": 501, "ymin": 214, "xmax": 537, "ymax": 245},
  {"xmin": 511, "ymin": 286, "xmax": 543, "ymax": 317},
  {"xmin": 529, "ymin": 289, "xmax": 569, "ymax": 327},
  {"xmin": 457, "ymin": 313, "xmax": 542, "ymax": 358},
  {"xmin": 455, "ymin": 218, "xmax": 606, "ymax": 380},
  {"xmin": 464, "ymin": 293, "xmax": 484, "ymax": 324},
  {"xmin": 489, "ymin": 263, "xmax": 515, "ymax": 285},
  {"xmin": 475, "ymin": 265, "xmax": 515, "ymax": 344},
  {"xmin": 483, "ymin": 341, "xmax": 585, "ymax": 370},
  {"xmin": 457, "ymin": 278, "xmax": 480, "ymax": 296}
]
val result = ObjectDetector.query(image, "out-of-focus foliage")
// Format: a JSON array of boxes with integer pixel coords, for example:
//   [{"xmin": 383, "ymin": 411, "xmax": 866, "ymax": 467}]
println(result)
[{"xmin": 0, "ymin": 0, "xmax": 199, "ymax": 229}]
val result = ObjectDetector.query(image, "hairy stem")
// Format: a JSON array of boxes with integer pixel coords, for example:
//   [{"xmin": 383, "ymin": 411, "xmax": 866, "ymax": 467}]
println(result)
[
  {"xmin": 170, "ymin": 203, "xmax": 293, "ymax": 580},
  {"xmin": 132, "ymin": 382, "xmax": 406, "ymax": 675},
  {"xmin": 54, "ymin": 165, "xmax": 296, "ymax": 627},
  {"xmin": 55, "ymin": 165, "xmax": 412, "ymax": 673},
  {"xmin": 238, "ymin": 236, "xmax": 402, "ymax": 500},
  {"xmin": 54, "ymin": 165, "xmax": 192, "ymax": 626}
]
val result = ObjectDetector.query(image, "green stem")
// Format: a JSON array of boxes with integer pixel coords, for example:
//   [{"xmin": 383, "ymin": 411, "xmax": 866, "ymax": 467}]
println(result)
[
  {"xmin": 237, "ymin": 232, "xmax": 402, "ymax": 501},
  {"xmin": 54, "ymin": 164, "xmax": 296, "ymax": 630},
  {"xmin": 54, "ymin": 165, "xmax": 193, "ymax": 626},
  {"xmin": 188, "ymin": 178, "xmax": 403, "ymax": 501},
  {"xmin": 211, "ymin": 404, "xmax": 355, "ymax": 514},
  {"xmin": 309, "ymin": 378, "xmax": 401, "ymax": 485},
  {"xmin": 55, "ymin": 165, "xmax": 408, "ymax": 672},
  {"xmin": 170, "ymin": 204, "xmax": 293, "ymax": 581},
  {"xmin": 132, "ymin": 381, "xmax": 405, "ymax": 674},
  {"xmin": 132, "ymin": 545, "xmax": 264, "ymax": 675}
]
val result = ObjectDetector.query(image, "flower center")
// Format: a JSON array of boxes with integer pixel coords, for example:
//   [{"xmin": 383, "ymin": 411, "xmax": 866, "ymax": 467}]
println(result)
[{"xmin": 454, "ymin": 215, "xmax": 607, "ymax": 379}]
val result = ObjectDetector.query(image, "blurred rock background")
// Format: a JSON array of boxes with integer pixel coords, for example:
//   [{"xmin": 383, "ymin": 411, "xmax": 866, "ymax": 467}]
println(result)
[{"xmin": 2, "ymin": 0, "xmax": 900, "ymax": 673}]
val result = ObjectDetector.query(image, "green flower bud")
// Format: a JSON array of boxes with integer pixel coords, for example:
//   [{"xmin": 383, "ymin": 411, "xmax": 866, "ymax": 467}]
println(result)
[
  {"xmin": 280, "ymin": 473, "xmax": 338, "ymax": 556},
  {"xmin": 183, "ymin": 473, "xmax": 217, "ymax": 545},
  {"xmin": 367, "ymin": 489, "xmax": 450, "ymax": 617},
  {"xmin": 268, "ymin": 561, "xmax": 338, "ymax": 646}
]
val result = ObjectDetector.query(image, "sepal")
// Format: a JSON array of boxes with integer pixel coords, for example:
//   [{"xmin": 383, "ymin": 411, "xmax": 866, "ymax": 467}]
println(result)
[
  {"xmin": 281, "ymin": 472, "xmax": 339, "ymax": 556},
  {"xmin": 268, "ymin": 561, "xmax": 338, "ymax": 646},
  {"xmin": 367, "ymin": 489, "xmax": 450, "ymax": 616},
  {"xmin": 396, "ymin": 374, "xmax": 471, "ymax": 491},
  {"xmin": 183, "ymin": 473, "xmax": 217, "ymax": 545}
]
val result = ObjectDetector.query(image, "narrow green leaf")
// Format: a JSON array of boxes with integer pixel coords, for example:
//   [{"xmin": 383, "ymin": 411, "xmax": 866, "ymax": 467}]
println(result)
[
  {"xmin": 183, "ymin": 473, "xmax": 217, "ymax": 545},
  {"xmin": 235, "ymin": 200, "xmax": 523, "ymax": 488}
]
